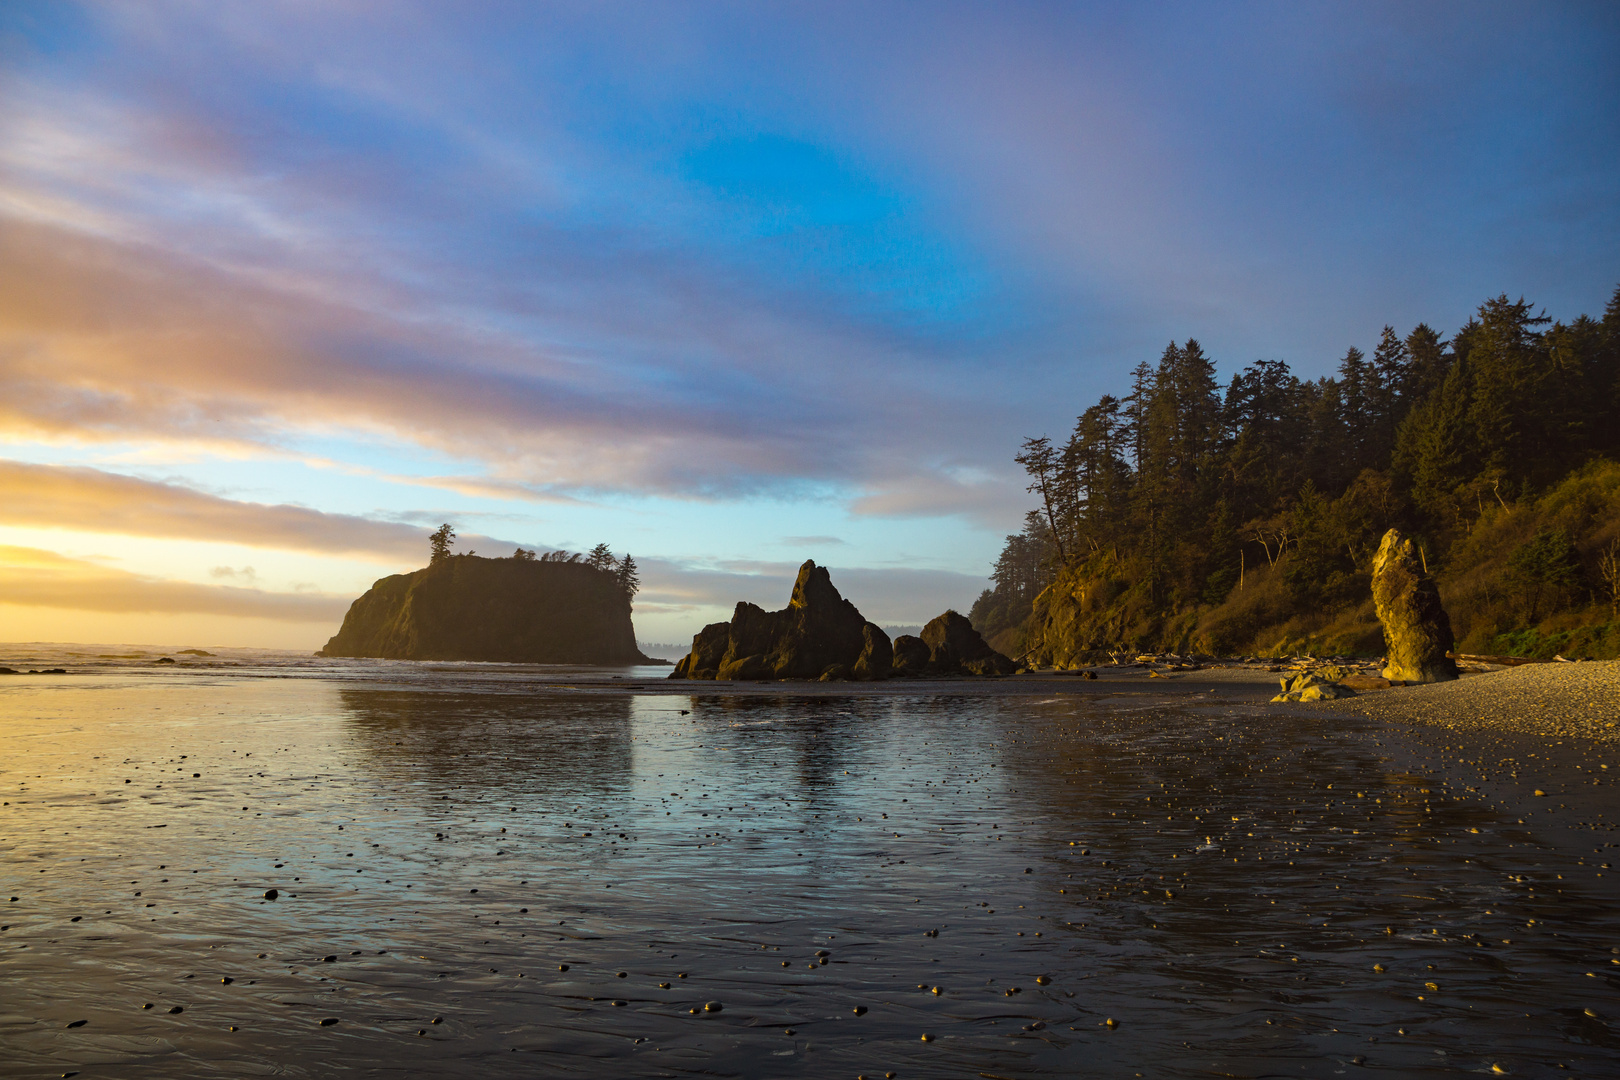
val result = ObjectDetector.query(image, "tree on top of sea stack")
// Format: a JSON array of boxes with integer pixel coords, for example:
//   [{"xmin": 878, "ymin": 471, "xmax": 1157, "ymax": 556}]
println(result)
[
  {"xmin": 1371, "ymin": 528, "xmax": 1459, "ymax": 683},
  {"xmin": 616, "ymin": 554, "xmax": 639, "ymax": 601},
  {"xmin": 429, "ymin": 523, "xmax": 456, "ymax": 563}
]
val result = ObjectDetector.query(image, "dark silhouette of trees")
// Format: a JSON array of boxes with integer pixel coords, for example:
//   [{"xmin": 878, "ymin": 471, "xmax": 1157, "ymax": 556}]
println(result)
[
  {"xmin": 429, "ymin": 523, "xmax": 456, "ymax": 563},
  {"xmin": 615, "ymin": 554, "xmax": 640, "ymax": 601},
  {"xmin": 587, "ymin": 543, "xmax": 617, "ymax": 572}
]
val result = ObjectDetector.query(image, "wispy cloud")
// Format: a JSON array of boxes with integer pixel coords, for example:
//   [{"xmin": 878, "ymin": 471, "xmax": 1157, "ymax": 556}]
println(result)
[{"xmin": 0, "ymin": 460, "xmax": 427, "ymax": 558}]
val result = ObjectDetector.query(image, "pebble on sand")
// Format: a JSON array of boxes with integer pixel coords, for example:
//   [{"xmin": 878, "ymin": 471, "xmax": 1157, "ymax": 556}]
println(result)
[
  {"xmin": 704, "ymin": 1001, "xmax": 722, "ymax": 1012},
  {"xmin": 65, "ymin": 1020, "xmax": 87, "ymax": 1028},
  {"xmin": 852, "ymin": 1005, "xmax": 868, "ymax": 1015},
  {"xmin": 319, "ymin": 1018, "xmax": 339, "ymax": 1026},
  {"xmin": 263, "ymin": 889, "xmax": 278, "ymax": 900}
]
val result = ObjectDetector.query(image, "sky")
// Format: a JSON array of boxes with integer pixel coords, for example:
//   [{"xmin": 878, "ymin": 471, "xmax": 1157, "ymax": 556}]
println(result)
[{"xmin": 0, "ymin": 1, "xmax": 1616, "ymax": 650}]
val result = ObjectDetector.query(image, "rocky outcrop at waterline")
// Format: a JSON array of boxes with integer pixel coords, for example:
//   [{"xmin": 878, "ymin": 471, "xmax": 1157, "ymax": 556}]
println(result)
[
  {"xmin": 1371, "ymin": 529, "xmax": 1459, "ymax": 684},
  {"xmin": 670, "ymin": 561, "xmax": 891, "ymax": 680},
  {"xmin": 320, "ymin": 555, "xmax": 651, "ymax": 664},
  {"xmin": 891, "ymin": 611, "xmax": 1017, "ymax": 676}
]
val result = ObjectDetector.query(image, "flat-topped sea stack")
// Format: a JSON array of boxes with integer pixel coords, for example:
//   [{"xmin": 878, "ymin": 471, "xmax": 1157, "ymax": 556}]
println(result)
[
  {"xmin": 321, "ymin": 554, "xmax": 651, "ymax": 664},
  {"xmin": 671, "ymin": 560, "xmax": 892, "ymax": 680}
]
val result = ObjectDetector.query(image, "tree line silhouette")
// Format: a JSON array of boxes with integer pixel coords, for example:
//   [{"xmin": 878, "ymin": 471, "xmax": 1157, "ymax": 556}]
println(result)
[{"xmin": 430, "ymin": 524, "xmax": 640, "ymax": 602}]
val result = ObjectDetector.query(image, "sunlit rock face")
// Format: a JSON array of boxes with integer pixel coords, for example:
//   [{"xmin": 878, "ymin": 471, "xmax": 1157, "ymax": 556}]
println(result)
[
  {"xmin": 671, "ymin": 560, "xmax": 891, "ymax": 680},
  {"xmin": 1371, "ymin": 528, "xmax": 1459, "ymax": 684},
  {"xmin": 321, "ymin": 555, "xmax": 648, "ymax": 664}
]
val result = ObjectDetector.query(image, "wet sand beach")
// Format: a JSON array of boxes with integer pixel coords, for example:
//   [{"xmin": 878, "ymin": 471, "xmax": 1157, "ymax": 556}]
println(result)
[{"xmin": 2, "ymin": 651, "xmax": 1617, "ymax": 1077}]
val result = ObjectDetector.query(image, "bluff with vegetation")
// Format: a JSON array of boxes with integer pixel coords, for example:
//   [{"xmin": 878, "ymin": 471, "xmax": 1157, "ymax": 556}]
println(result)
[
  {"xmin": 322, "ymin": 539, "xmax": 650, "ymax": 664},
  {"xmin": 971, "ymin": 288, "xmax": 1620, "ymax": 662}
]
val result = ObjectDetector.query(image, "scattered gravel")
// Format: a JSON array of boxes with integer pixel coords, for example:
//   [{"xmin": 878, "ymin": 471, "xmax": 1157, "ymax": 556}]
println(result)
[{"xmin": 1342, "ymin": 660, "xmax": 1620, "ymax": 742}]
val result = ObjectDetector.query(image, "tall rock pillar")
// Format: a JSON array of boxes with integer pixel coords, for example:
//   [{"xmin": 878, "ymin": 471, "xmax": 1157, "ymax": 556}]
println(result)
[{"xmin": 1370, "ymin": 528, "xmax": 1459, "ymax": 683}]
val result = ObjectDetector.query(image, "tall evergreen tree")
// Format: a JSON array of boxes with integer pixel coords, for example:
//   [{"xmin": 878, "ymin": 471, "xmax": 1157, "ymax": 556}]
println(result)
[
  {"xmin": 587, "ymin": 543, "xmax": 617, "ymax": 572},
  {"xmin": 429, "ymin": 523, "xmax": 456, "ymax": 563},
  {"xmin": 1337, "ymin": 346, "xmax": 1375, "ymax": 473},
  {"xmin": 615, "ymin": 554, "xmax": 640, "ymax": 601}
]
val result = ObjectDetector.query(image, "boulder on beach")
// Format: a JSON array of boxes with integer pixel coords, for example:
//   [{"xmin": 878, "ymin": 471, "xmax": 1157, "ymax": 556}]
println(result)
[
  {"xmin": 320, "ymin": 554, "xmax": 650, "ymax": 664},
  {"xmin": 670, "ymin": 560, "xmax": 892, "ymax": 680},
  {"xmin": 890, "ymin": 611, "xmax": 1017, "ymax": 676},
  {"xmin": 1271, "ymin": 671, "xmax": 1358, "ymax": 702},
  {"xmin": 1370, "ymin": 528, "xmax": 1459, "ymax": 684},
  {"xmin": 920, "ymin": 610, "xmax": 1017, "ymax": 675},
  {"xmin": 890, "ymin": 634, "xmax": 931, "ymax": 675}
]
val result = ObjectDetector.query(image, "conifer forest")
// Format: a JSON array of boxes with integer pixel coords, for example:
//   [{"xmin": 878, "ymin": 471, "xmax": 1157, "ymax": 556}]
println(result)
[{"xmin": 971, "ymin": 288, "xmax": 1620, "ymax": 660}]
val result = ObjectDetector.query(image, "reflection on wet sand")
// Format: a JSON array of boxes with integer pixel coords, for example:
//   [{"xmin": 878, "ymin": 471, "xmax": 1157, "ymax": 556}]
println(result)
[{"xmin": 2, "ymin": 675, "xmax": 1617, "ymax": 1078}]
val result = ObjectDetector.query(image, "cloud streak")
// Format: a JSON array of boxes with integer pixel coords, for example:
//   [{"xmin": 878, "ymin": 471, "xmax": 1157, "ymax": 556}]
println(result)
[{"xmin": 0, "ymin": 460, "xmax": 427, "ymax": 558}]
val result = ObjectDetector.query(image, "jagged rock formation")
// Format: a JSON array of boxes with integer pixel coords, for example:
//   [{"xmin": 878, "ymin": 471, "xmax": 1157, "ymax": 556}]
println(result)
[
  {"xmin": 891, "ymin": 611, "xmax": 1017, "ymax": 676},
  {"xmin": 1371, "ymin": 528, "xmax": 1460, "ymax": 683},
  {"xmin": 670, "ymin": 561, "xmax": 891, "ymax": 680},
  {"xmin": 321, "ymin": 555, "xmax": 650, "ymax": 664}
]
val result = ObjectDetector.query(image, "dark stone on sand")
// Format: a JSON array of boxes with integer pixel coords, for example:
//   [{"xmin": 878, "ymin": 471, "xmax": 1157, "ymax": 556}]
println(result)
[
  {"xmin": 1371, "ymin": 528, "xmax": 1458, "ymax": 684},
  {"xmin": 66, "ymin": 1019, "xmax": 87, "ymax": 1028},
  {"xmin": 920, "ymin": 611, "xmax": 1016, "ymax": 675},
  {"xmin": 891, "ymin": 635, "xmax": 930, "ymax": 674},
  {"xmin": 704, "ymin": 1001, "xmax": 722, "ymax": 1012},
  {"xmin": 168, "ymin": 1006, "xmax": 183, "ymax": 1014},
  {"xmin": 893, "ymin": 613, "xmax": 1016, "ymax": 676},
  {"xmin": 670, "ymin": 561, "xmax": 892, "ymax": 681},
  {"xmin": 319, "ymin": 1017, "xmax": 339, "ymax": 1026},
  {"xmin": 320, "ymin": 554, "xmax": 651, "ymax": 664}
]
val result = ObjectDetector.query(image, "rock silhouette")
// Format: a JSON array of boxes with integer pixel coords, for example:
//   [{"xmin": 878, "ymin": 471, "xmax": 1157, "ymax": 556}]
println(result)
[
  {"xmin": 891, "ymin": 611, "xmax": 1015, "ymax": 676},
  {"xmin": 321, "ymin": 555, "xmax": 650, "ymax": 664},
  {"xmin": 919, "ymin": 610, "xmax": 1017, "ymax": 675},
  {"xmin": 670, "ymin": 561, "xmax": 891, "ymax": 680},
  {"xmin": 1371, "ymin": 528, "xmax": 1459, "ymax": 684}
]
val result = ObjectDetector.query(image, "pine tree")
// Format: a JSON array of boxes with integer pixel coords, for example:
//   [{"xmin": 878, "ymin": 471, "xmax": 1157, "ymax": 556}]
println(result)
[
  {"xmin": 1337, "ymin": 346, "xmax": 1374, "ymax": 473},
  {"xmin": 615, "ymin": 554, "xmax": 640, "ymax": 601},
  {"xmin": 587, "ymin": 543, "xmax": 617, "ymax": 572},
  {"xmin": 1465, "ymin": 295, "xmax": 1554, "ymax": 491},
  {"xmin": 1015, "ymin": 436, "xmax": 1069, "ymax": 564},
  {"xmin": 429, "ymin": 523, "xmax": 456, "ymax": 563}
]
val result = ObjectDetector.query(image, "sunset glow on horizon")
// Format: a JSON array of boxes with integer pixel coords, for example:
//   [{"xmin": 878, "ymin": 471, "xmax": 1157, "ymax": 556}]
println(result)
[{"xmin": 2, "ymin": 2, "xmax": 1615, "ymax": 649}]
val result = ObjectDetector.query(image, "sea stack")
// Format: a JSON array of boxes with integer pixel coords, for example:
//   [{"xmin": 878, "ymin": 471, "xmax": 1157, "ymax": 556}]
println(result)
[
  {"xmin": 671, "ymin": 560, "xmax": 891, "ymax": 680},
  {"xmin": 321, "ymin": 555, "xmax": 649, "ymax": 664},
  {"xmin": 1370, "ymin": 528, "xmax": 1459, "ymax": 684}
]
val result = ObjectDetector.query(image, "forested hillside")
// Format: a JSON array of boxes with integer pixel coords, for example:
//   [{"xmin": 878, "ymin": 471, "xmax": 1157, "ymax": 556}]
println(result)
[{"xmin": 970, "ymin": 289, "xmax": 1620, "ymax": 661}]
